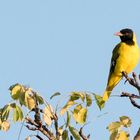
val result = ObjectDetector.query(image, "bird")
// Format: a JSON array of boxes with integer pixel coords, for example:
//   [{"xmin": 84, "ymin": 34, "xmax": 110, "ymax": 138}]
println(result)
[{"xmin": 102, "ymin": 28, "xmax": 140, "ymax": 102}]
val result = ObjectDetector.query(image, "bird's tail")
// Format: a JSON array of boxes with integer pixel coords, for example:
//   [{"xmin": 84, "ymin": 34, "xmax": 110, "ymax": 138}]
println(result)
[
  {"xmin": 103, "ymin": 75, "xmax": 122, "ymax": 101},
  {"xmin": 102, "ymin": 90, "xmax": 112, "ymax": 101}
]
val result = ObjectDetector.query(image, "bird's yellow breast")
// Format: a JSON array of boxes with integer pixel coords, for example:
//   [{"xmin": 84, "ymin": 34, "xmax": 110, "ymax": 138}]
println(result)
[{"xmin": 114, "ymin": 42, "xmax": 140, "ymax": 75}]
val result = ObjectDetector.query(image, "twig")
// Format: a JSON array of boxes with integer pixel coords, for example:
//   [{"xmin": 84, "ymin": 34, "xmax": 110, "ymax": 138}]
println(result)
[
  {"xmin": 36, "ymin": 135, "xmax": 44, "ymax": 140},
  {"xmin": 122, "ymin": 72, "xmax": 140, "ymax": 94},
  {"xmin": 79, "ymin": 127, "xmax": 90, "ymax": 140},
  {"xmin": 25, "ymin": 125, "xmax": 38, "ymax": 131},
  {"xmin": 121, "ymin": 72, "xmax": 140, "ymax": 109},
  {"xmin": 25, "ymin": 117, "xmax": 56, "ymax": 140}
]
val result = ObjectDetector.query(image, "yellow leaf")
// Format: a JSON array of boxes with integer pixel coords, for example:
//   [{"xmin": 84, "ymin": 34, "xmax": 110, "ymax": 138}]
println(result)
[
  {"xmin": 77, "ymin": 108, "xmax": 87, "ymax": 124},
  {"xmin": 58, "ymin": 127, "xmax": 63, "ymax": 135},
  {"xmin": 1, "ymin": 121, "xmax": 10, "ymax": 131},
  {"xmin": 25, "ymin": 90, "xmax": 36, "ymax": 110},
  {"xmin": 117, "ymin": 131, "xmax": 129, "ymax": 140},
  {"xmin": 73, "ymin": 104, "xmax": 82, "ymax": 120},
  {"xmin": 107, "ymin": 122, "xmax": 121, "ymax": 134},
  {"xmin": 60, "ymin": 101, "xmax": 76, "ymax": 115},
  {"xmin": 43, "ymin": 105, "xmax": 53, "ymax": 126},
  {"xmin": 94, "ymin": 94, "xmax": 105, "ymax": 110},
  {"xmin": 73, "ymin": 105, "xmax": 87, "ymax": 124},
  {"xmin": 10, "ymin": 84, "xmax": 24, "ymax": 100},
  {"xmin": 120, "ymin": 116, "xmax": 132, "ymax": 127}
]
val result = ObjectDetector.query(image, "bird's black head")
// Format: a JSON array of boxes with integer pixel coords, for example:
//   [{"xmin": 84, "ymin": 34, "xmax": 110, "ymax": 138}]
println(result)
[{"xmin": 115, "ymin": 28, "xmax": 134, "ymax": 45}]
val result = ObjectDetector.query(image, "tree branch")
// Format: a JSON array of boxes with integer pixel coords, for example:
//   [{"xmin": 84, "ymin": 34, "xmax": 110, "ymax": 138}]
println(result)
[
  {"xmin": 122, "ymin": 72, "xmax": 140, "ymax": 94},
  {"xmin": 25, "ymin": 117, "xmax": 56, "ymax": 140},
  {"xmin": 121, "ymin": 72, "xmax": 140, "ymax": 109}
]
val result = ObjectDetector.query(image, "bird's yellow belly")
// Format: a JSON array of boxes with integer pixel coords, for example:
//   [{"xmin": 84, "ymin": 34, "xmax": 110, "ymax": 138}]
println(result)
[{"xmin": 114, "ymin": 46, "xmax": 139, "ymax": 75}]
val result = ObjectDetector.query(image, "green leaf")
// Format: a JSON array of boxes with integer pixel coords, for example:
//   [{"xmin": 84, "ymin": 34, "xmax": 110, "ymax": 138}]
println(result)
[
  {"xmin": 86, "ymin": 94, "xmax": 92, "ymax": 107},
  {"xmin": 16, "ymin": 105, "xmax": 23, "ymax": 121},
  {"xmin": 66, "ymin": 111, "xmax": 71, "ymax": 128},
  {"xmin": 107, "ymin": 122, "xmax": 121, "ymax": 134},
  {"xmin": 70, "ymin": 92, "xmax": 85, "ymax": 102},
  {"xmin": 10, "ymin": 103, "xmax": 23, "ymax": 122},
  {"xmin": 69, "ymin": 126, "xmax": 81, "ymax": 140},
  {"xmin": 50, "ymin": 92, "xmax": 61, "ymax": 100},
  {"xmin": 19, "ymin": 92, "xmax": 26, "ymax": 106},
  {"xmin": 13, "ymin": 107, "xmax": 19, "ymax": 122},
  {"xmin": 119, "ymin": 116, "xmax": 132, "ymax": 128},
  {"xmin": 62, "ymin": 130, "xmax": 69, "ymax": 140},
  {"xmin": 60, "ymin": 101, "xmax": 76, "ymax": 115},
  {"xmin": 94, "ymin": 94, "xmax": 105, "ymax": 110},
  {"xmin": 1, "ymin": 105, "xmax": 11, "ymax": 121},
  {"xmin": 36, "ymin": 94, "xmax": 44, "ymax": 104}
]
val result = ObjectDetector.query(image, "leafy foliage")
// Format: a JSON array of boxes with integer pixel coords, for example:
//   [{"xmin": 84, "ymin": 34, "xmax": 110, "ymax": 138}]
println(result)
[
  {"xmin": 9, "ymin": 84, "xmax": 44, "ymax": 109},
  {"xmin": 60, "ymin": 92, "xmax": 93, "ymax": 125},
  {"xmin": 0, "ymin": 82, "xmax": 138, "ymax": 140},
  {"xmin": 107, "ymin": 116, "xmax": 131, "ymax": 140}
]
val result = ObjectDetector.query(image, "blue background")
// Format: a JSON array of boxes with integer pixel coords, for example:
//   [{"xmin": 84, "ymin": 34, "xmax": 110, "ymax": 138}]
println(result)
[{"xmin": 0, "ymin": 0, "xmax": 140, "ymax": 139}]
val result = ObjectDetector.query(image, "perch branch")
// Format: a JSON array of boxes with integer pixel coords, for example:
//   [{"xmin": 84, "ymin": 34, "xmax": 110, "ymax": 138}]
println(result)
[{"xmin": 121, "ymin": 72, "xmax": 140, "ymax": 109}]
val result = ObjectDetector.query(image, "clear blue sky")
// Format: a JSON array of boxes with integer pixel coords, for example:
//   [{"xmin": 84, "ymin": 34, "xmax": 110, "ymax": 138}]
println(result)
[{"xmin": 0, "ymin": 0, "xmax": 140, "ymax": 139}]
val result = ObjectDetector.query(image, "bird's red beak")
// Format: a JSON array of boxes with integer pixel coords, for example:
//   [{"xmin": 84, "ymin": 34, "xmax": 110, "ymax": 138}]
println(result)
[{"xmin": 114, "ymin": 32, "xmax": 123, "ymax": 36}]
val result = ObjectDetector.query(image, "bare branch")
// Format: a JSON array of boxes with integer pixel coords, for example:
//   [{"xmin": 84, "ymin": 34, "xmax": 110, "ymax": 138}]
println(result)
[
  {"xmin": 121, "ymin": 72, "xmax": 140, "ymax": 109},
  {"xmin": 25, "ymin": 125, "xmax": 38, "ymax": 131},
  {"xmin": 25, "ymin": 117, "xmax": 56, "ymax": 140},
  {"xmin": 36, "ymin": 135, "xmax": 44, "ymax": 140},
  {"xmin": 79, "ymin": 127, "xmax": 90, "ymax": 140},
  {"xmin": 122, "ymin": 72, "xmax": 140, "ymax": 94}
]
